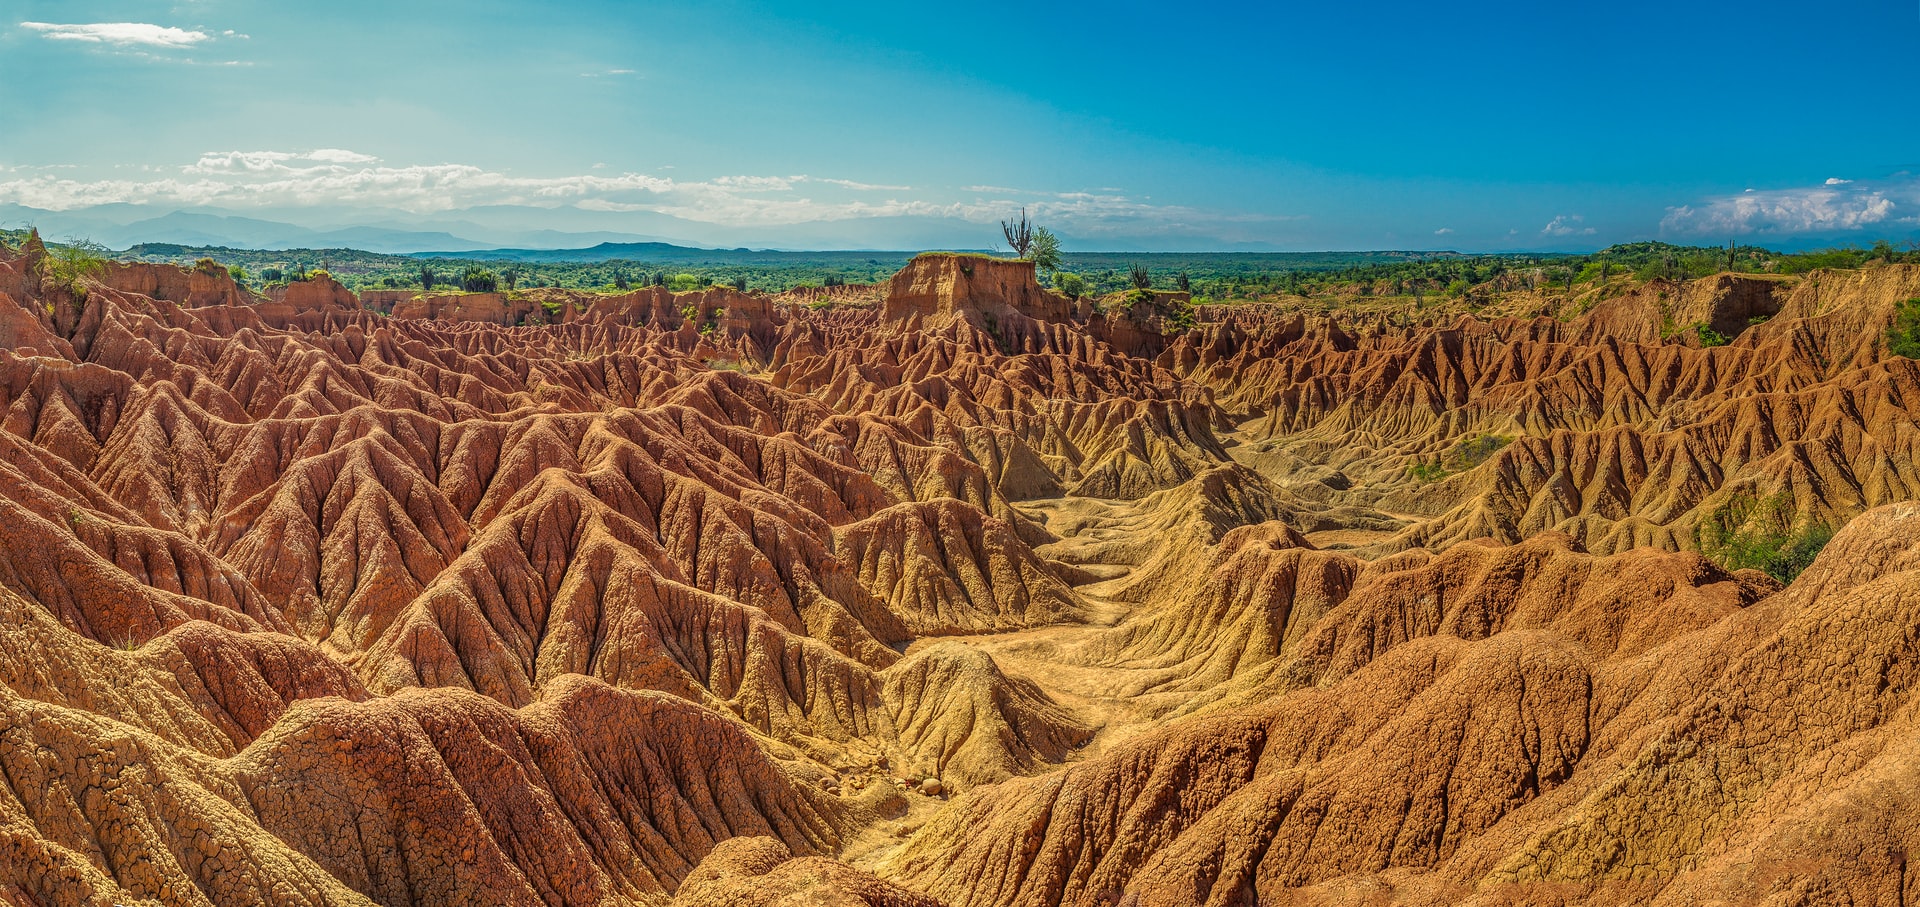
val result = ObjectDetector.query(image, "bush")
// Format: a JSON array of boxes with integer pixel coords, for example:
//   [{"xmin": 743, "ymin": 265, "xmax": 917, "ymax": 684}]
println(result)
[
  {"xmin": 1694, "ymin": 323, "xmax": 1730, "ymax": 347},
  {"xmin": 1164, "ymin": 296, "xmax": 1195, "ymax": 331},
  {"xmin": 1028, "ymin": 227, "xmax": 1062, "ymax": 273},
  {"xmin": 1448, "ymin": 433, "xmax": 1512, "ymax": 468},
  {"xmin": 1408, "ymin": 460, "xmax": 1448, "ymax": 482},
  {"xmin": 48, "ymin": 240, "xmax": 108, "ymax": 297},
  {"xmin": 1889, "ymin": 298, "xmax": 1920, "ymax": 359},
  {"xmin": 460, "ymin": 266, "xmax": 498, "ymax": 293},
  {"xmin": 1053, "ymin": 272, "xmax": 1087, "ymax": 298},
  {"xmin": 1699, "ymin": 492, "xmax": 1833, "ymax": 584}
]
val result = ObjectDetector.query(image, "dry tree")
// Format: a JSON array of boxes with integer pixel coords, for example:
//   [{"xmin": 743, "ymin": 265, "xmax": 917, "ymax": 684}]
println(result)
[{"xmin": 1002, "ymin": 208, "xmax": 1034, "ymax": 258}]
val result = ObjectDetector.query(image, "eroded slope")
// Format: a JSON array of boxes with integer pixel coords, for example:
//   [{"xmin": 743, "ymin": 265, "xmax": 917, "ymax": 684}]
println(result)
[{"xmin": 2, "ymin": 238, "xmax": 1919, "ymax": 906}]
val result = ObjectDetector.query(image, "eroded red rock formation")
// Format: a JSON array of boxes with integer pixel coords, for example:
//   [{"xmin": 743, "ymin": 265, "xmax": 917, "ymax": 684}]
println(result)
[{"xmin": 2, "ymin": 243, "xmax": 1919, "ymax": 905}]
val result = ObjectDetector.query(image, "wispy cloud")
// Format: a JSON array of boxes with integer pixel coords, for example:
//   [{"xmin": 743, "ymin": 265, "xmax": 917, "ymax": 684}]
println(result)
[
  {"xmin": 21, "ymin": 21, "xmax": 210, "ymax": 48},
  {"xmin": 1662, "ymin": 175, "xmax": 1911, "ymax": 236},
  {"xmin": 1541, "ymin": 214, "xmax": 1595, "ymax": 237},
  {"xmin": 305, "ymin": 149, "xmax": 378, "ymax": 164},
  {"xmin": 183, "ymin": 150, "xmax": 381, "ymax": 174},
  {"xmin": 816, "ymin": 178, "xmax": 912, "ymax": 191},
  {"xmin": 1433, "ymin": 227, "xmax": 1454, "ymax": 235},
  {"xmin": 0, "ymin": 151, "xmax": 1278, "ymax": 238}
]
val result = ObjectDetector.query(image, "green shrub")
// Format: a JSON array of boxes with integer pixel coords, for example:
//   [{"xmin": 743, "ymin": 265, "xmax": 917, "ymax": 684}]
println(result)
[
  {"xmin": 1889, "ymin": 298, "xmax": 1920, "ymax": 359},
  {"xmin": 1448, "ymin": 433, "xmax": 1513, "ymax": 468},
  {"xmin": 1408, "ymin": 459, "xmax": 1449, "ymax": 482},
  {"xmin": 1053, "ymin": 272, "xmax": 1087, "ymax": 298},
  {"xmin": 1694, "ymin": 323, "xmax": 1730, "ymax": 347},
  {"xmin": 1165, "ymin": 297, "xmax": 1195, "ymax": 331},
  {"xmin": 1699, "ymin": 492, "xmax": 1833, "ymax": 584},
  {"xmin": 1028, "ymin": 227, "xmax": 1062, "ymax": 273},
  {"xmin": 460, "ymin": 266, "xmax": 498, "ymax": 293},
  {"xmin": 48, "ymin": 240, "xmax": 108, "ymax": 298}
]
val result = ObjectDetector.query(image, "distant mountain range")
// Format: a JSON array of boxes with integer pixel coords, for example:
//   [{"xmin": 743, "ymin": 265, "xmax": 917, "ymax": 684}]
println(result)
[
  {"xmin": 11, "ymin": 201, "xmax": 1900, "ymax": 257},
  {"xmin": 0, "ymin": 202, "xmax": 1326, "ymax": 254},
  {"xmin": 0, "ymin": 205, "xmax": 687, "ymax": 255},
  {"xmin": 405, "ymin": 242, "xmax": 1001, "ymax": 264}
]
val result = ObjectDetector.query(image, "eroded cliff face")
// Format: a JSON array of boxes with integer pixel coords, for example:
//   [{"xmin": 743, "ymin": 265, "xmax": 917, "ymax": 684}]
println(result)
[{"xmin": 1, "ymin": 245, "xmax": 1919, "ymax": 906}]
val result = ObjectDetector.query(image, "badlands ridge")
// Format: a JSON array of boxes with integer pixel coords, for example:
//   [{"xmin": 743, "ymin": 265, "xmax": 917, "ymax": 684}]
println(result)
[{"xmin": 2, "ymin": 233, "xmax": 1920, "ymax": 906}]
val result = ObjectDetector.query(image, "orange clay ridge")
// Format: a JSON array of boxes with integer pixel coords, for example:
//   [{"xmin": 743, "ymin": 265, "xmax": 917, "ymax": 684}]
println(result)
[{"xmin": 3, "ymin": 232, "xmax": 1920, "ymax": 907}]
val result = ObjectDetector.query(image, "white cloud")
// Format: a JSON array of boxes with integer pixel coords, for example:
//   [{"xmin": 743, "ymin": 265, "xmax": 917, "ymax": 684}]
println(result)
[
  {"xmin": 305, "ymin": 149, "xmax": 379, "ymax": 164},
  {"xmin": 1433, "ymin": 227, "xmax": 1454, "ymax": 235},
  {"xmin": 1662, "ymin": 176, "xmax": 1911, "ymax": 236},
  {"xmin": 1541, "ymin": 215, "xmax": 1596, "ymax": 237},
  {"xmin": 21, "ymin": 21, "xmax": 210, "ymax": 48},
  {"xmin": 185, "ymin": 149, "xmax": 379, "ymax": 174},
  {"xmin": 710, "ymin": 175, "xmax": 800, "ymax": 191},
  {"xmin": 815, "ymin": 178, "xmax": 912, "ymax": 191},
  {"xmin": 0, "ymin": 152, "xmax": 1280, "ymax": 237}
]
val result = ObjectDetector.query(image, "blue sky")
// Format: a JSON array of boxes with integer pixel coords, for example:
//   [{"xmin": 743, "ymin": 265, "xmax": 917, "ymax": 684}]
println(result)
[{"xmin": 2, "ymin": 0, "xmax": 1918, "ymax": 251}]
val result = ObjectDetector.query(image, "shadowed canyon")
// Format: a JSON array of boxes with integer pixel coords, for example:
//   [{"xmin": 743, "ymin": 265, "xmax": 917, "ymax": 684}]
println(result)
[{"xmin": 5, "ymin": 233, "xmax": 1920, "ymax": 907}]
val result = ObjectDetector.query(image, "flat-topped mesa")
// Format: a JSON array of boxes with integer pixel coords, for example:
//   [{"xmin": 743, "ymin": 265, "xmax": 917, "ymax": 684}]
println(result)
[
  {"xmin": 102, "ymin": 260, "xmax": 256, "ymax": 308},
  {"xmin": 882, "ymin": 253, "xmax": 1082, "ymax": 330},
  {"xmin": 387, "ymin": 290, "xmax": 530, "ymax": 325},
  {"xmin": 266, "ymin": 272, "xmax": 362, "ymax": 313},
  {"xmin": 573, "ymin": 284, "xmax": 774, "ymax": 331},
  {"xmin": 1100, "ymin": 288, "xmax": 1197, "ymax": 359}
]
